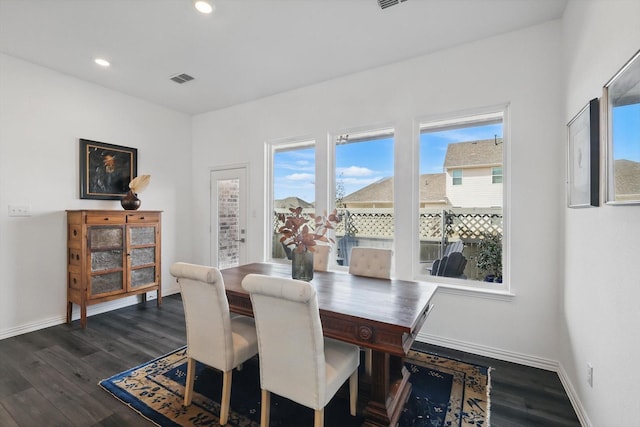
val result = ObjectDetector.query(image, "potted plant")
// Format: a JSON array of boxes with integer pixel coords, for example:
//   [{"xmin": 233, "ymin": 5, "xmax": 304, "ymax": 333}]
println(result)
[
  {"xmin": 476, "ymin": 232, "xmax": 502, "ymax": 282},
  {"xmin": 278, "ymin": 207, "xmax": 341, "ymax": 281}
]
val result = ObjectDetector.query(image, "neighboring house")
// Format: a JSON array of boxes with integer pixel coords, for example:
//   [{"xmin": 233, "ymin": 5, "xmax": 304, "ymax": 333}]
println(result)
[
  {"xmin": 444, "ymin": 139, "xmax": 503, "ymax": 208},
  {"xmin": 341, "ymin": 139, "xmax": 502, "ymax": 209}
]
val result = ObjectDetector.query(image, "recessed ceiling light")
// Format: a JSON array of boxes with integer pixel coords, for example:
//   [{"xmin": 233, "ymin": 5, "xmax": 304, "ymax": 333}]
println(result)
[
  {"xmin": 94, "ymin": 58, "xmax": 110, "ymax": 67},
  {"xmin": 194, "ymin": 0, "xmax": 214, "ymax": 14}
]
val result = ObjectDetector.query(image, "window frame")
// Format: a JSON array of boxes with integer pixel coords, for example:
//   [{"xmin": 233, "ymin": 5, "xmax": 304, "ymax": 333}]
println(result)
[
  {"xmin": 452, "ymin": 169, "xmax": 463, "ymax": 185},
  {"xmin": 329, "ymin": 125, "xmax": 396, "ymax": 272},
  {"xmin": 492, "ymin": 167, "xmax": 503, "ymax": 184},
  {"xmin": 266, "ymin": 137, "xmax": 317, "ymax": 264},
  {"xmin": 414, "ymin": 104, "xmax": 511, "ymax": 295}
]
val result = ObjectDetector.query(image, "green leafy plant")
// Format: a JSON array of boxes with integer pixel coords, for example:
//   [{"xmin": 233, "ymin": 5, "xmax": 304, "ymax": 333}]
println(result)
[
  {"xmin": 278, "ymin": 207, "xmax": 341, "ymax": 253},
  {"xmin": 476, "ymin": 232, "xmax": 502, "ymax": 281}
]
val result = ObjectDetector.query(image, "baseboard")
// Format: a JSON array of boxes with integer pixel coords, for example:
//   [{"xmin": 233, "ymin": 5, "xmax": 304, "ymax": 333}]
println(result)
[
  {"xmin": 417, "ymin": 332, "xmax": 559, "ymax": 371},
  {"xmin": 417, "ymin": 332, "xmax": 589, "ymax": 427},
  {"xmin": 557, "ymin": 362, "xmax": 592, "ymax": 427},
  {"xmin": 0, "ymin": 288, "xmax": 180, "ymax": 341}
]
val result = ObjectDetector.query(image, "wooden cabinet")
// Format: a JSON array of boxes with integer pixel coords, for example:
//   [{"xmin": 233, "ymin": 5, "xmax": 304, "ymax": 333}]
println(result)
[{"xmin": 66, "ymin": 210, "xmax": 162, "ymax": 328}]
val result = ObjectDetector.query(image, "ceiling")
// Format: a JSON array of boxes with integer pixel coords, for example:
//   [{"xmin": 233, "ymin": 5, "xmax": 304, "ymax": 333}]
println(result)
[{"xmin": 0, "ymin": 0, "xmax": 567, "ymax": 115}]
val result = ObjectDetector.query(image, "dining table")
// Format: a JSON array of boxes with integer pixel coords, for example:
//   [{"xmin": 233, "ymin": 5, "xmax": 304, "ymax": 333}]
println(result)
[{"xmin": 220, "ymin": 262, "xmax": 438, "ymax": 427}]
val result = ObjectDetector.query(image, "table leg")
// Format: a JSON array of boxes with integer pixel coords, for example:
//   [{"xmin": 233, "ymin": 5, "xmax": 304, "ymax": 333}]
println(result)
[{"xmin": 362, "ymin": 350, "xmax": 412, "ymax": 427}]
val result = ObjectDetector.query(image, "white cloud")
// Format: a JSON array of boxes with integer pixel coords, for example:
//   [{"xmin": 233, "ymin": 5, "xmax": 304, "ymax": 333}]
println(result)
[
  {"xmin": 286, "ymin": 173, "xmax": 314, "ymax": 181},
  {"xmin": 337, "ymin": 166, "xmax": 375, "ymax": 177}
]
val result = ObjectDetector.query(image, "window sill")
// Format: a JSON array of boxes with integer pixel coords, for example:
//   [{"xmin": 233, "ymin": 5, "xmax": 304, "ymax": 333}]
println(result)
[{"xmin": 417, "ymin": 275, "xmax": 515, "ymax": 301}]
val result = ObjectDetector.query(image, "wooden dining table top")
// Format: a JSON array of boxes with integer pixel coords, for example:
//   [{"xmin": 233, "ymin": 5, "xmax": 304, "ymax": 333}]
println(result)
[{"xmin": 220, "ymin": 262, "xmax": 438, "ymax": 356}]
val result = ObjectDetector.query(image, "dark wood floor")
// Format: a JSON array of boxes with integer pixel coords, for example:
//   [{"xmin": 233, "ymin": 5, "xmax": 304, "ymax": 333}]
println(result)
[{"xmin": 0, "ymin": 295, "xmax": 580, "ymax": 427}]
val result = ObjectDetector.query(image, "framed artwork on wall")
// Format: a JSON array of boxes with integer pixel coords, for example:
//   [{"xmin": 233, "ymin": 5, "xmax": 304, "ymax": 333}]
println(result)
[
  {"xmin": 603, "ymin": 49, "xmax": 640, "ymax": 205},
  {"xmin": 567, "ymin": 98, "xmax": 600, "ymax": 208},
  {"xmin": 79, "ymin": 139, "xmax": 137, "ymax": 200}
]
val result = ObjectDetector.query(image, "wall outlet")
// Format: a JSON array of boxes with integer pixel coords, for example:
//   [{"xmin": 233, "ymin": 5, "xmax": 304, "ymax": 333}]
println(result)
[
  {"xmin": 587, "ymin": 363, "xmax": 593, "ymax": 387},
  {"xmin": 146, "ymin": 292, "xmax": 157, "ymax": 301},
  {"xmin": 8, "ymin": 205, "xmax": 32, "ymax": 217}
]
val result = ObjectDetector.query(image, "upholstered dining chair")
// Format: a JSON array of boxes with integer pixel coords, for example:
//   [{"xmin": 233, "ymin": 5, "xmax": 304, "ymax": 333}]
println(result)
[
  {"xmin": 347, "ymin": 247, "xmax": 393, "ymax": 375},
  {"xmin": 313, "ymin": 245, "xmax": 330, "ymax": 272},
  {"xmin": 170, "ymin": 262, "xmax": 258, "ymax": 426},
  {"xmin": 241, "ymin": 274, "xmax": 360, "ymax": 427},
  {"xmin": 348, "ymin": 247, "xmax": 393, "ymax": 279}
]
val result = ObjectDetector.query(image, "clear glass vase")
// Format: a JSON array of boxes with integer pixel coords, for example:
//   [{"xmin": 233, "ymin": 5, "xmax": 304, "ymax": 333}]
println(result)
[{"xmin": 291, "ymin": 250, "xmax": 314, "ymax": 281}]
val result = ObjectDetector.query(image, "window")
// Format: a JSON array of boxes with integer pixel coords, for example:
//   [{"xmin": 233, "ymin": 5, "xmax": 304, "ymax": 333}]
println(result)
[
  {"xmin": 418, "ymin": 109, "xmax": 505, "ymax": 288},
  {"xmin": 492, "ymin": 167, "xmax": 503, "ymax": 184},
  {"xmin": 452, "ymin": 169, "xmax": 462, "ymax": 185},
  {"xmin": 333, "ymin": 128, "xmax": 394, "ymax": 268},
  {"xmin": 270, "ymin": 140, "xmax": 315, "ymax": 260}
]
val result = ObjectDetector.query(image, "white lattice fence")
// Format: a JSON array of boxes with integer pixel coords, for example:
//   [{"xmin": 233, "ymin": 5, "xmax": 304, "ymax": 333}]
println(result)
[{"xmin": 274, "ymin": 208, "xmax": 502, "ymax": 241}]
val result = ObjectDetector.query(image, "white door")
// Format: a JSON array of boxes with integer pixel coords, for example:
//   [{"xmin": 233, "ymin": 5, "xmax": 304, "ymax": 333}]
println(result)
[{"xmin": 210, "ymin": 167, "xmax": 248, "ymax": 268}]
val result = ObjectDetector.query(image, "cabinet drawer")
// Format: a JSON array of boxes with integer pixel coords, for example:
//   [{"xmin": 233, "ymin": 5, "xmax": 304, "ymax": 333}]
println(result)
[
  {"xmin": 126, "ymin": 212, "xmax": 160, "ymax": 223},
  {"xmin": 86, "ymin": 214, "xmax": 126, "ymax": 225}
]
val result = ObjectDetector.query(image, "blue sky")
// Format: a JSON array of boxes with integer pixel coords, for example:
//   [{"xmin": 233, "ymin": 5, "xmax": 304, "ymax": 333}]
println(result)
[
  {"xmin": 613, "ymin": 103, "xmax": 640, "ymax": 161},
  {"xmin": 274, "ymin": 123, "xmax": 504, "ymax": 204}
]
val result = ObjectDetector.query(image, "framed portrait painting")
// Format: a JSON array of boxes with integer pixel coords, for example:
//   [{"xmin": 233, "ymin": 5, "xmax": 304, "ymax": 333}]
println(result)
[
  {"xmin": 79, "ymin": 139, "xmax": 137, "ymax": 200},
  {"xmin": 567, "ymin": 98, "xmax": 600, "ymax": 208}
]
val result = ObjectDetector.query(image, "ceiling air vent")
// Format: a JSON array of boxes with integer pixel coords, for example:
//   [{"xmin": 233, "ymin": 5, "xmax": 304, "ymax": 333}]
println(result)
[
  {"xmin": 378, "ymin": 0, "xmax": 407, "ymax": 9},
  {"xmin": 169, "ymin": 73, "xmax": 195, "ymax": 84}
]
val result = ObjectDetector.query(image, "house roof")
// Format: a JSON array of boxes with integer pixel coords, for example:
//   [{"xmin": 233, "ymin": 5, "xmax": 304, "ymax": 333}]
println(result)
[
  {"xmin": 274, "ymin": 197, "xmax": 314, "ymax": 209},
  {"xmin": 342, "ymin": 173, "xmax": 447, "ymax": 203},
  {"xmin": 444, "ymin": 139, "xmax": 502, "ymax": 168},
  {"xmin": 342, "ymin": 177, "xmax": 393, "ymax": 203}
]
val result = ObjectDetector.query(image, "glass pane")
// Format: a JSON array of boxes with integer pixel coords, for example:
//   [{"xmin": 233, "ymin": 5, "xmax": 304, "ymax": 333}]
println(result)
[
  {"xmin": 419, "ymin": 117, "xmax": 504, "ymax": 283},
  {"xmin": 131, "ymin": 247, "xmax": 155, "ymax": 267},
  {"xmin": 130, "ymin": 226, "xmax": 155, "ymax": 246},
  {"xmin": 611, "ymin": 103, "xmax": 640, "ymax": 201},
  {"xmin": 91, "ymin": 250, "xmax": 123, "ymax": 272},
  {"xmin": 90, "ymin": 227, "xmax": 123, "ymax": 249},
  {"xmin": 131, "ymin": 267, "xmax": 155, "ymax": 288},
  {"xmin": 334, "ymin": 129, "xmax": 394, "ymax": 267},
  {"xmin": 91, "ymin": 271, "xmax": 123, "ymax": 295},
  {"xmin": 272, "ymin": 142, "xmax": 316, "ymax": 260},
  {"xmin": 218, "ymin": 178, "xmax": 240, "ymax": 269},
  {"xmin": 606, "ymin": 50, "xmax": 640, "ymax": 203}
]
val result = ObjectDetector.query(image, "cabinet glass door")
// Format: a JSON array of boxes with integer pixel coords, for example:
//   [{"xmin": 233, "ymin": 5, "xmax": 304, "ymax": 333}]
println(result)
[
  {"xmin": 89, "ymin": 226, "xmax": 125, "ymax": 296},
  {"xmin": 128, "ymin": 225, "xmax": 158, "ymax": 289}
]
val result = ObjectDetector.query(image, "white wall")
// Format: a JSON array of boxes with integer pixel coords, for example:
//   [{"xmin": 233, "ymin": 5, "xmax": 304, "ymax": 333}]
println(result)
[
  {"xmin": 0, "ymin": 53, "xmax": 192, "ymax": 338},
  {"xmin": 561, "ymin": 1, "xmax": 640, "ymax": 426},
  {"xmin": 192, "ymin": 21, "xmax": 565, "ymax": 363}
]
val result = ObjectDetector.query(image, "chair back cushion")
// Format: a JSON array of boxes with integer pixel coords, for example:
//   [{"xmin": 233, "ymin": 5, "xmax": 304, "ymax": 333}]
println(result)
[
  {"xmin": 241, "ymin": 274, "xmax": 326, "ymax": 409},
  {"xmin": 170, "ymin": 262, "xmax": 234, "ymax": 371},
  {"xmin": 313, "ymin": 245, "xmax": 330, "ymax": 272},
  {"xmin": 348, "ymin": 247, "xmax": 392, "ymax": 279}
]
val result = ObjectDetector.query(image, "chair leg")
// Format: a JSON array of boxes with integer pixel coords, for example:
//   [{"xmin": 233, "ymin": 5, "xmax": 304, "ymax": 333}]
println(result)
[
  {"xmin": 261, "ymin": 389, "xmax": 271, "ymax": 427},
  {"xmin": 314, "ymin": 408, "xmax": 324, "ymax": 427},
  {"xmin": 184, "ymin": 357, "xmax": 196, "ymax": 406},
  {"xmin": 349, "ymin": 368, "xmax": 358, "ymax": 416},
  {"xmin": 220, "ymin": 370, "xmax": 232, "ymax": 425}
]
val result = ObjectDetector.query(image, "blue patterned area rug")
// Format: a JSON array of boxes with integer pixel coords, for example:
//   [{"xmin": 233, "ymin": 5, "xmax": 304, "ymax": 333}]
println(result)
[{"xmin": 99, "ymin": 346, "xmax": 490, "ymax": 427}]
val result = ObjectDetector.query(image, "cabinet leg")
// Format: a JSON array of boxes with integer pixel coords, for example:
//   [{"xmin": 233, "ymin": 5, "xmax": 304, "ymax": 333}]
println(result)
[
  {"xmin": 157, "ymin": 288, "xmax": 162, "ymax": 307},
  {"xmin": 80, "ymin": 304, "xmax": 87, "ymax": 329},
  {"xmin": 66, "ymin": 301, "xmax": 73, "ymax": 324}
]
